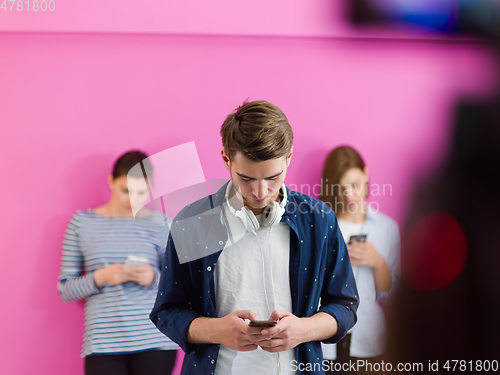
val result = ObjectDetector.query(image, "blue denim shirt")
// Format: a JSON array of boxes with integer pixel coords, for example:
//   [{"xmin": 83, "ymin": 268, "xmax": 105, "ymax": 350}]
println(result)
[{"xmin": 151, "ymin": 182, "xmax": 359, "ymax": 375}]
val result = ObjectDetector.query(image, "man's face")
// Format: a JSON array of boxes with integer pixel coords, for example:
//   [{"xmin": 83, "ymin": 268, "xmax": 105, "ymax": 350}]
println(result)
[{"xmin": 222, "ymin": 150, "xmax": 292, "ymax": 215}]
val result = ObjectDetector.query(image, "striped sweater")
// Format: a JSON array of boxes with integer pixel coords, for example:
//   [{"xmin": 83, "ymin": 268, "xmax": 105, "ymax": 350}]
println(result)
[{"xmin": 58, "ymin": 209, "xmax": 178, "ymax": 357}]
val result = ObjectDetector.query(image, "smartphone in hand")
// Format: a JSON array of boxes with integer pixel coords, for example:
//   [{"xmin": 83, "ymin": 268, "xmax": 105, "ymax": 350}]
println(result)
[
  {"xmin": 348, "ymin": 234, "xmax": 367, "ymax": 244},
  {"xmin": 248, "ymin": 320, "xmax": 277, "ymax": 328},
  {"xmin": 124, "ymin": 255, "xmax": 149, "ymax": 268}
]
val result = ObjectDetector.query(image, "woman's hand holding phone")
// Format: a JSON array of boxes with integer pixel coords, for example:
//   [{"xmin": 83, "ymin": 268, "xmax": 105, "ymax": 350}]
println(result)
[
  {"xmin": 347, "ymin": 240, "xmax": 383, "ymax": 268},
  {"xmin": 94, "ymin": 263, "xmax": 132, "ymax": 288},
  {"xmin": 94, "ymin": 261, "xmax": 154, "ymax": 287},
  {"xmin": 128, "ymin": 263, "xmax": 155, "ymax": 286}
]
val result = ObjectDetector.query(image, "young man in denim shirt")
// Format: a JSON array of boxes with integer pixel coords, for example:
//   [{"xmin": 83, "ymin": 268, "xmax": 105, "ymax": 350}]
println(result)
[{"xmin": 151, "ymin": 100, "xmax": 359, "ymax": 375}]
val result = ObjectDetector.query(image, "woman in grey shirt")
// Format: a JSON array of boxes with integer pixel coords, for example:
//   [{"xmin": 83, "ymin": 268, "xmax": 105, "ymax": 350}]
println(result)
[{"xmin": 319, "ymin": 146, "xmax": 401, "ymax": 375}]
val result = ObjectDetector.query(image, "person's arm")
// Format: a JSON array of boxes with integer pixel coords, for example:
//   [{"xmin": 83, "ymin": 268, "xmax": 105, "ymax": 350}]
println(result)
[
  {"xmin": 146, "ymin": 217, "xmax": 171, "ymax": 289},
  {"xmin": 151, "ymin": 232, "xmax": 270, "ymax": 353},
  {"xmin": 317, "ymin": 214, "xmax": 359, "ymax": 344},
  {"xmin": 94, "ymin": 263, "xmax": 142, "ymax": 287},
  {"xmin": 376, "ymin": 221, "xmax": 401, "ymax": 304},
  {"xmin": 372, "ymin": 252, "xmax": 392, "ymax": 292},
  {"xmin": 187, "ymin": 310, "xmax": 268, "ymax": 352},
  {"xmin": 150, "ymin": 233, "xmax": 204, "ymax": 353},
  {"xmin": 188, "ymin": 309, "xmax": 337, "ymax": 353},
  {"xmin": 348, "ymin": 241, "xmax": 392, "ymax": 292},
  {"xmin": 58, "ymin": 214, "xmax": 140, "ymax": 302},
  {"xmin": 57, "ymin": 215, "xmax": 101, "ymax": 302}
]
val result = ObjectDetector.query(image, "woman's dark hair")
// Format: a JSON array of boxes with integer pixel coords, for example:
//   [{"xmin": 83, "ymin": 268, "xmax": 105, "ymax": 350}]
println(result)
[{"xmin": 112, "ymin": 150, "xmax": 149, "ymax": 180}]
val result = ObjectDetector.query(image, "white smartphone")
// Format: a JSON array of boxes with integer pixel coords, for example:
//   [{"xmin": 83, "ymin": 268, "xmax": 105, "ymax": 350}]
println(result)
[{"xmin": 124, "ymin": 255, "xmax": 149, "ymax": 268}]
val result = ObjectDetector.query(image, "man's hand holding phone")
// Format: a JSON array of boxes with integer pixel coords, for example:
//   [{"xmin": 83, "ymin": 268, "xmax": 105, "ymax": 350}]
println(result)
[
  {"xmin": 187, "ymin": 310, "xmax": 279, "ymax": 350},
  {"xmin": 212, "ymin": 310, "xmax": 265, "ymax": 351},
  {"xmin": 188, "ymin": 309, "xmax": 338, "ymax": 353},
  {"xmin": 251, "ymin": 310, "xmax": 310, "ymax": 353},
  {"xmin": 248, "ymin": 320, "xmax": 277, "ymax": 328},
  {"xmin": 255, "ymin": 310, "xmax": 339, "ymax": 353}
]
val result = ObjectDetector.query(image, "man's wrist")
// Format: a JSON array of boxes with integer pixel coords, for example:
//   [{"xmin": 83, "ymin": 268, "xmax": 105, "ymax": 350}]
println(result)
[
  {"xmin": 305, "ymin": 312, "xmax": 338, "ymax": 342},
  {"xmin": 188, "ymin": 316, "xmax": 221, "ymax": 345},
  {"xmin": 299, "ymin": 316, "xmax": 315, "ymax": 343}
]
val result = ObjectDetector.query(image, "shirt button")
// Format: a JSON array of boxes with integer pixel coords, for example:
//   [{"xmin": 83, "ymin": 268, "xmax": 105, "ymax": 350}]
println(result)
[
  {"xmin": 207, "ymin": 266, "xmax": 212, "ymax": 271},
  {"xmin": 219, "ymin": 241, "xmax": 224, "ymax": 245},
  {"xmin": 211, "ymin": 359, "xmax": 216, "ymax": 365}
]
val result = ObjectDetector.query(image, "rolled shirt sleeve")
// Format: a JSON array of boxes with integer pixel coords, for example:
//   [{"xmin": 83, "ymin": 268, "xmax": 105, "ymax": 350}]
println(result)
[{"xmin": 319, "ymin": 214, "xmax": 359, "ymax": 343}]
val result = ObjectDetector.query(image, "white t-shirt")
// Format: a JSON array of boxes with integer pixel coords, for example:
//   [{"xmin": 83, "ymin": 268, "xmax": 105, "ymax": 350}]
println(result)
[{"xmin": 214, "ymin": 201, "xmax": 296, "ymax": 375}]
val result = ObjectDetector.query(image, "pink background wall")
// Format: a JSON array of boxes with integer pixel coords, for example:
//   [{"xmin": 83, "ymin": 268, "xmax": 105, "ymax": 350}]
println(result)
[
  {"xmin": 0, "ymin": 2, "xmax": 497, "ymax": 374},
  {"xmin": 0, "ymin": 0, "xmax": 473, "ymax": 41}
]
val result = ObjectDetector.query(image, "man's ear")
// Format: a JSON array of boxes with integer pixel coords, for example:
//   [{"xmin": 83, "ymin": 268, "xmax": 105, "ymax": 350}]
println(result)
[
  {"xmin": 286, "ymin": 147, "xmax": 293, "ymax": 167},
  {"xmin": 221, "ymin": 149, "xmax": 231, "ymax": 171},
  {"xmin": 363, "ymin": 166, "xmax": 370, "ymax": 181}
]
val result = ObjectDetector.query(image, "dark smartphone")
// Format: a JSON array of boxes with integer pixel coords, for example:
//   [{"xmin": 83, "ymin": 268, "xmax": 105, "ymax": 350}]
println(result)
[
  {"xmin": 349, "ymin": 234, "xmax": 367, "ymax": 244},
  {"xmin": 248, "ymin": 320, "xmax": 277, "ymax": 328}
]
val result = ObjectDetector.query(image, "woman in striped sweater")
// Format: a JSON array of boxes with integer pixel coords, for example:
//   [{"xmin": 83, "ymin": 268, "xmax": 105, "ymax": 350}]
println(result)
[{"xmin": 58, "ymin": 151, "xmax": 178, "ymax": 375}]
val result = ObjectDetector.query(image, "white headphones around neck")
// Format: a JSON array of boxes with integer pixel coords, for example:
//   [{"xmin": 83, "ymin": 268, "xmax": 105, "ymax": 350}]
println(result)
[{"xmin": 225, "ymin": 180, "xmax": 287, "ymax": 232}]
